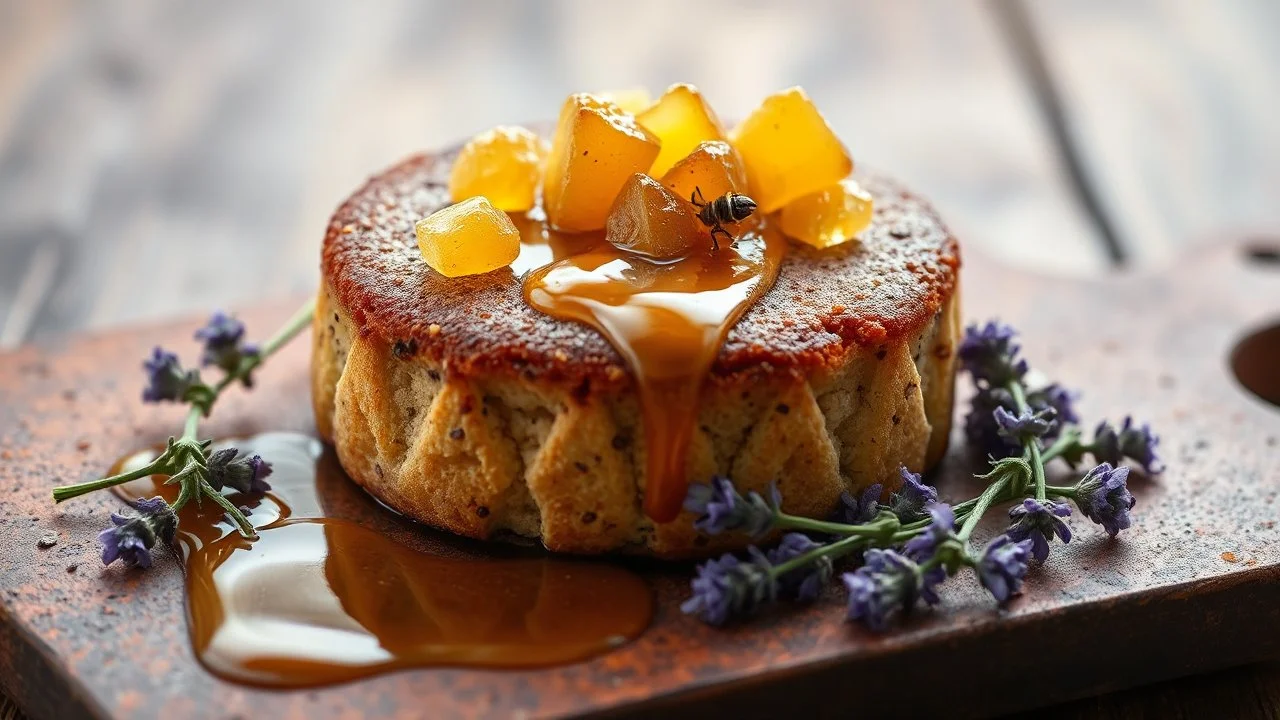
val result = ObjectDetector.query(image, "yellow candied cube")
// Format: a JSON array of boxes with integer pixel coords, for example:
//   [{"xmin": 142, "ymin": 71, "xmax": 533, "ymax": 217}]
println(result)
[
  {"xmin": 448, "ymin": 126, "xmax": 549, "ymax": 212},
  {"xmin": 415, "ymin": 197, "xmax": 520, "ymax": 277},
  {"xmin": 597, "ymin": 87, "xmax": 652, "ymax": 115},
  {"xmin": 778, "ymin": 178, "xmax": 874, "ymax": 249},
  {"xmin": 543, "ymin": 93, "xmax": 662, "ymax": 232},
  {"xmin": 659, "ymin": 140, "xmax": 748, "ymax": 206},
  {"xmin": 637, "ymin": 83, "xmax": 726, "ymax": 177},
  {"xmin": 606, "ymin": 173, "xmax": 706, "ymax": 259},
  {"xmin": 729, "ymin": 86, "xmax": 853, "ymax": 213}
]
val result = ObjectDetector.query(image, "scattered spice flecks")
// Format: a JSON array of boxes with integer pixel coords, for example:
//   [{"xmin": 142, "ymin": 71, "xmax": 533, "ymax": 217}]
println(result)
[{"xmin": 1221, "ymin": 551, "xmax": 1239, "ymax": 563}]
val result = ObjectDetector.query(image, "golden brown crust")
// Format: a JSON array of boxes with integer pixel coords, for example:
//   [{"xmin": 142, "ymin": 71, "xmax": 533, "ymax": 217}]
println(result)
[{"xmin": 320, "ymin": 149, "xmax": 960, "ymax": 392}]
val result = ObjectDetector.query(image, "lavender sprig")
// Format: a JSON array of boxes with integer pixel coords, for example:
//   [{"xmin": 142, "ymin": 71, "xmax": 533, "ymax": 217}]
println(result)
[
  {"xmin": 53, "ymin": 301, "xmax": 315, "ymax": 568},
  {"xmin": 683, "ymin": 319, "xmax": 1160, "ymax": 630}
]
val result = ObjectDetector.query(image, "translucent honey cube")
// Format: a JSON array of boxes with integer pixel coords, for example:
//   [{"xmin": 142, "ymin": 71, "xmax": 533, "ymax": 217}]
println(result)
[
  {"xmin": 730, "ymin": 87, "xmax": 853, "ymax": 213},
  {"xmin": 543, "ymin": 93, "xmax": 662, "ymax": 232},
  {"xmin": 597, "ymin": 87, "xmax": 653, "ymax": 115},
  {"xmin": 637, "ymin": 84, "xmax": 727, "ymax": 177},
  {"xmin": 778, "ymin": 178, "xmax": 874, "ymax": 249},
  {"xmin": 415, "ymin": 197, "xmax": 520, "ymax": 277},
  {"xmin": 659, "ymin": 140, "xmax": 748, "ymax": 207},
  {"xmin": 606, "ymin": 173, "xmax": 707, "ymax": 259},
  {"xmin": 448, "ymin": 126, "xmax": 549, "ymax": 212}
]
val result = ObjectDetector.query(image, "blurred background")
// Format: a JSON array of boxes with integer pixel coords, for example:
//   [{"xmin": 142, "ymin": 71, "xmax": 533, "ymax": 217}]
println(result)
[
  {"xmin": 0, "ymin": 1, "xmax": 1278, "ymax": 717},
  {"xmin": 1, "ymin": 0, "xmax": 1278, "ymax": 349}
]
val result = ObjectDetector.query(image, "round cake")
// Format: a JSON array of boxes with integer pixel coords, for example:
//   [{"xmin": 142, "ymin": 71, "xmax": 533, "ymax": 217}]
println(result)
[{"xmin": 312, "ymin": 147, "xmax": 961, "ymax": 557}]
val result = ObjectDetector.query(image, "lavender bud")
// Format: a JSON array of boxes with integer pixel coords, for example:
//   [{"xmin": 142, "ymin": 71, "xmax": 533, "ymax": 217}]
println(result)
[
  {"xmin": 766, "ymin": 533, "xmax": 832, "ymax": 602},
  {"xmin": 958, "ymin": 321, "xmax": 1029, "ymax": 387},
  {"xmin": 195, "ymin": 311, "xmax": 259, "ymax": 381},
  {"xmin": 684, "ymin": 476, "xmax": 778, "ymax": 537},
  {"xmin": 837, "ymin": 483, "xmax": 883, "ymax": 525},
  {"xmin": 976, "ymin": 534, "xmax": 1033, "ymax": 604},
  {"xmin": 97, "ymin": 497, "xmax": 177, "ymax": 569},
  {"xmin": 843, "ymin": 549, "xmax": 934, "ymax": 631},
  {"xmin": 889, "ymin": 467, "xmax": 938, "ymax": 522},
  {"xmin": 141, "ymin": 347, "xmax": 197, "ymax": 403},
  {"xmin": 681, "ymin": 548, "xmax": 776, "ymax": 625},
  {"xmin": 207, "ymin": 448, "xmax": 273, "ymax": 495},
  {"xmin": 1073, "ymin": 463, "xmax": 1136, "ymax": 536},
  {"xmin": 1006, "ymin": 498, "xmax": 1072, "ymax": 563},
  {"xmin": 993, "ymin": 406, "xmax": 1057, "ymax": 444},
  {"xmin": 1092, "ymin": 417, "xmax": 1163, "ymax": 474}
]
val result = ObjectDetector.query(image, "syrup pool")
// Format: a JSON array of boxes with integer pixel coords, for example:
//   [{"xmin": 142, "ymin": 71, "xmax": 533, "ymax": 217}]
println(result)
[{"xmin": 113, "ymin": 433, "xmax": 653, "ymax": 688}]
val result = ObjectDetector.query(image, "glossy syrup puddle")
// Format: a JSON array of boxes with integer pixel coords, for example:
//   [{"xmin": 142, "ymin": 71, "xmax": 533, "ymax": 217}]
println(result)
[
  {"xmin": 113, "ymin": 433, "xmax": 653, "ymax": 688},
  {"xmin": 523, "ymin": 222, "xmax": 785, "ymax": 522}
]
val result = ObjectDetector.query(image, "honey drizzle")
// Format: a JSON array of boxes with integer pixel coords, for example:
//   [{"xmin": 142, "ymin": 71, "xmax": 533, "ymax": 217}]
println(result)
[
  {"xmin": 113, "ymin": 433, "xmax": 652, "ymax": 688},
  {"xmin": 522, "ymin": 223, "xmax": 785, "ymax": 522}
]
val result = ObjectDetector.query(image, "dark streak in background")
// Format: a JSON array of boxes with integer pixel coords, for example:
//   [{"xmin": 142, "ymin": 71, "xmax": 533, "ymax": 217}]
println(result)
[{"xmin": 990, "ymin": 0, "xmax": 1128, "ymax": 266}]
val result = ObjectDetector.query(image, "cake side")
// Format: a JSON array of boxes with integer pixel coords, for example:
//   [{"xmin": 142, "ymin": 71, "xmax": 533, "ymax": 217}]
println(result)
[{"xmin": 313, "ymin": 282, "xmax": 959, "ymax": 557}]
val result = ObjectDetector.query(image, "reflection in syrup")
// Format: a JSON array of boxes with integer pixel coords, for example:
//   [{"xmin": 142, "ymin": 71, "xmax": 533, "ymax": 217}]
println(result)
[
  {"xmin": 114, "ymin": 433, "xmax": 652, "ymax": 688},
  {"xmin": 523, "ymin": 225, "xmax": 785, "ymax": 522}
]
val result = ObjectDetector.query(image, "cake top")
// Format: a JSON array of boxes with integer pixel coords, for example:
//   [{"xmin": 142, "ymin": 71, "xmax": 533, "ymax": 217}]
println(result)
[{"xmin": 321, "ymin": 147, "xmax": 960, "ymax": 390}]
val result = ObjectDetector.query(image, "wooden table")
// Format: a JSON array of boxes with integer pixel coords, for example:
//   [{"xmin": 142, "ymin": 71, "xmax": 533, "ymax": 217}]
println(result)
[{"xmin": 1, "ymin": 1, "xmax": 1277, "ymax": 717}]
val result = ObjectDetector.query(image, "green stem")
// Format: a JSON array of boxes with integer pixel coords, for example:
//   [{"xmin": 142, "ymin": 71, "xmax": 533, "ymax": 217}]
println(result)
[
  {"xmin": 1007, "ymin": 380, "xmax": 1048, "ymax": 501},
  {"xmin": 51, "ymin": 299, "xmax": 315, "ymax": 533},
  {"xmin": 51, "ymin": 458, "xmax": 167, "ymax": 503},
  {"xmin": 769, "ymin": 533, "xmax": 868, "ymax": 578},
  {"xmin": 201, "ymin": 481, "xmax": 258, "ymax": 539},
  {"xmin": 1040, "ymin": 428, "xmax": 1082, "ymax": 465},
  {"xmin": 212, "ymin": 298, "xmax": 315, "ymax": 395},
  {"xmin": 776, "ymin": 514, "xmax": 896, "ymax": 538},
  {"xmin": 957, "ymin": 475, "xmax": 1009, "ymax": 541},
  {"xmin": 183, "ymin": 405, "xmax": 202, "ymax": 440},
  {"xmin": 1029, "ymin": 442, "xmax": 1047, "ymax": 501}
]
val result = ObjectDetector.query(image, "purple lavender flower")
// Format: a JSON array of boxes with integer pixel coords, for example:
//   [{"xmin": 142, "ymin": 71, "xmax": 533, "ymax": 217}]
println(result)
[
  {"xmin": 195, "ymin": 311, "xmax": 259, "ymax": 379},
  {"xmin": 97, "ymin": 496, "xmax": 177, "ymax": 569},
  {"xmin": 1073, "ymin": 463, "xmax": 1136, "ymax": 536},
  {"xmin": 889, "ymin": 467, "xmax": 938, "ymax": 522},
  {"xmin": 684, "ymin": 476, "xmax": 778, "ymax": 537},
  {"xmin": 1092, "ymin": 417, "xmax": 1163, "ymax": 474},
  {"xmin": 681, "ymin": 548, "xmax": 776, "ymax": 625},
  {"xmin": 141, "ymin": 347, "xmax": 197, "ymax": 403},
  {"xmin": 966, "ymin": 387, "xmax": 1020, "ymax": 458},
  {"xmin": 976, "ymin": 534, "xmax": 1033, "ymax": 604},
  {"xmin": 843, "ymin": 549, "xmax": 931, "ymax": 631},
  {"xmin": 903, "ymin": 503, "xmax": 956, "ymax": 563},
  {"xmin": 958, "ymin": 321, "xmax": 1028, "ymax": 387},
  {"xmin": 206, "ymin": 448, "xmax": 273, "ymax": 495},
  {"xmin": 1006, "ymin": 498, "xmax": 1072, "ymax": 563},
  {"xmin": 993, "ymin": 406, "xmax": 1057, "ymax": 444},
  {"xmin": 1028, "ymin": 383, "xmax": 1079, "ymax": 430},
  {"xmin": 837, "ymin": 483, "xmax": 883, "ymax": 524},
  {"xmin": 767, "ymin": 533, "xmax": 832, "ymax": 602}
]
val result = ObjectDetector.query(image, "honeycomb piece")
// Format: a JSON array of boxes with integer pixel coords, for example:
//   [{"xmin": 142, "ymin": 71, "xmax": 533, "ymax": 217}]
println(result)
[
  {"xmin": 778, "ymin": 178, "xmax": 874, "ymax": 249},
  {"xmin": 659, "ymin": 140, "xmax": 748, "ymax": 207},
  {"xmin": 605, "ymin": 173, "xmax": 707, "ymax": 259},
  {"xmin": 543, "ymin": 93, "xmax": 662, "ymax": 232},
  {"xmin": 637, "ymin": 83, "xmax": 726, "ymax": 177},
  {"xmin": 415, "ymin": 196, "xmax": 520, "ymax": 277},
  {"xmin": 729, "ymin": 86, "xmax": 852, "ymax": 213},
  {"xmin": 448, "ymin": 126, "xmax": 548, "ymax": 212}
]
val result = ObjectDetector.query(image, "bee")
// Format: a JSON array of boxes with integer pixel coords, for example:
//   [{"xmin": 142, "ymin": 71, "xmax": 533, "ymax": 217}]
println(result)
[{"xmin": 690, "ymin": 186, "xmax": 758, "ymax": 249}]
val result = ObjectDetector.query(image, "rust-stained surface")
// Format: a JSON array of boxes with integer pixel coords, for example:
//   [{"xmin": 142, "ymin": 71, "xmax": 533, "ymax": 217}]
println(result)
[{"xmin": 0, "ymin": 242, "xmax": 1278, "ymax": 719}]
